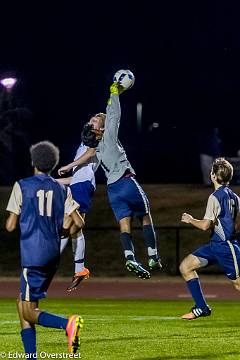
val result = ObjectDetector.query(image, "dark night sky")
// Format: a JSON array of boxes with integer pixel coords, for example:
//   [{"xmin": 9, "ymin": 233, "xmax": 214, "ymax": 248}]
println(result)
[{"xmin": 1, "ymin": 1, "xmax": 240, "ymax": 183}]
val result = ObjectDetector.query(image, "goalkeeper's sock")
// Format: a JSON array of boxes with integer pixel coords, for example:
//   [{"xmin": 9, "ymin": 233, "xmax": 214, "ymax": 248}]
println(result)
[
  {"xmin": 21, "ymin": 328, "xmax": 36, "ymax": 356},
  {"xmin": 72, "ymin": 233, "xmax": 85, "ymax": 273},
  {"xmin": 120, "ymin": 232, "xmax": 135, "ymax": 261},
  {"xmin": 38, "ymin": 312, "xmax": 68, "ymax": 330},
  {"xmin": 186, "ymin": 278, "xmax": 207, "ymax": 309},
  {"xmin": 60, "ymin": 237, "xmax": 69, "ymax": 253},
  {"xmin": 143, "ymin": 224, "xmax": 159, "ymax": 261}
]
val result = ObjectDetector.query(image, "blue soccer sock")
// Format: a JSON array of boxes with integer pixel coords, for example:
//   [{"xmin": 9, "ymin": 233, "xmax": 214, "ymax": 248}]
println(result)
[
  {"xmin": 120, "ymin": 232, "xmax": 135, "ymax": 261},
  {"xmin": 143, "ymin": 224, "xmax": 158, "ymax": 261},
  {"xmin": 21, "ymin": 328, "xmax": 36, "ymax": 356},
  {"xmin": 38, "ymin": 311, "xmax": 68, "ymax": 330},
  {"xmin": 187, "ymin": 278, "xmax": 207, "ymax": 309}
]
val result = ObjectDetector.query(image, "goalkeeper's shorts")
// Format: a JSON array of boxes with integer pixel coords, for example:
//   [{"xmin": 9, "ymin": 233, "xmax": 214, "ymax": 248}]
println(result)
[{"xmin": 107, "ymin": 176, "xmax": 150, "ymax": 221}]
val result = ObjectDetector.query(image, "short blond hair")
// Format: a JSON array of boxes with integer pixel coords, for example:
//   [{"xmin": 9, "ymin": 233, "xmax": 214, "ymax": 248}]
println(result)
[{"xmin": 212, "ymin": 157, "xmax": 233, "ymax": 185}]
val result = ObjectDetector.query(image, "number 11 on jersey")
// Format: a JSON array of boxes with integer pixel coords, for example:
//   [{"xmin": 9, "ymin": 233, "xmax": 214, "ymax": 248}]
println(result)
[{"xmin": 37, "ymin": 190, "xmax": 53, "ymax": 216}]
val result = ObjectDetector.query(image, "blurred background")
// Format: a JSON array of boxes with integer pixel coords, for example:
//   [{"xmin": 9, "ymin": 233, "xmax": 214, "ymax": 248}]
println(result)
[
  {"xmin": 1, "ymin": 1, "xmax": 240, "ymax": 276},
  {"xmin": 1, "ymin": 1, "xmax": 240, "ymax": 184}
]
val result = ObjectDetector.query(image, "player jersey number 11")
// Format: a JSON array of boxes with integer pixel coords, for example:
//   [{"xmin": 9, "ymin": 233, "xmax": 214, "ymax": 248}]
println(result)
[{"xmin": 37, "ymin": 190, "xmax": 53, "ymax": 217}]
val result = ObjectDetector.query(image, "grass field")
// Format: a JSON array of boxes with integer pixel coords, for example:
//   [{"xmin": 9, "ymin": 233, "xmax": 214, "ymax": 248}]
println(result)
[{"xmin": 1, "ymin": 299, "xmax": 240, "ymax": 359}]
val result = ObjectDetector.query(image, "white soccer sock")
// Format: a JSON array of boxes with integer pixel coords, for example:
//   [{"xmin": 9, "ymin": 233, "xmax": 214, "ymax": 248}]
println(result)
[
  {"xmin": 60, "ymin": 237, "xmax": 69, "ymax": 253},
  {"xmin": 72, "ymin": 233, "xmax": 85, "ymax": 273}
]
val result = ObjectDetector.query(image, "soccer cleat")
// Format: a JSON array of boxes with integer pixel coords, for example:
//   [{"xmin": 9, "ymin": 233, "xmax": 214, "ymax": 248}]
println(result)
[
  {"xmin": 125, "ymin": 260, "xmax": 151, "ymax": 279},
  {"xmin": 181, "ymin": 305, "xmax": 212, "ymax": 320},
  {"xmin": 66, "ymin": 315, "xmax": 84, "ymax": 353},
  {"xmin": 148, "ymin": 258, "xmax": 162, "ymax": 271},
  {"xmin": 67, "ymin": 268, "xmax": 90, "ymax": 292}
]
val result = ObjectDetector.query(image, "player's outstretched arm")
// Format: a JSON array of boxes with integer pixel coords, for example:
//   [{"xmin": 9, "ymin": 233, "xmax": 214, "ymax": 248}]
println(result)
[
  {"xmin": 55, "ymin": 177, "xmax": 72, "ymax": 185},
  {"xmin": 58, "ymin": 148, "xmax": 96, "ymax": 176},
  {"xmin": 181, "ymin": 212, "xmax": 211, "ymax": 231}
]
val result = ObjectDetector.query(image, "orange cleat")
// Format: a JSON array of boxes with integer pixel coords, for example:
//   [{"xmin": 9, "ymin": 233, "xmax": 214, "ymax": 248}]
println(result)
[
  {"xmin": 181, "ymin": 311, "xmax": 197, "ymax": 320},
  {"xmin": 67, "ymin": 268, "xmax": 90, "ymax": 292},
  {"xmin": 66, "ymin": 315, "xmax": 84, "ymax": 353},
  {"xmin": 181, "ymin": 305, "xmax": 211, "ymax": 320}
]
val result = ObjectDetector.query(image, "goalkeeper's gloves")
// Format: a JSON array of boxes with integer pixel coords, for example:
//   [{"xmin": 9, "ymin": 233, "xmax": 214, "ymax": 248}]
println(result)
[{"xmin": 110, "ymin": 82, "xmax": 124, "ymax": 95}]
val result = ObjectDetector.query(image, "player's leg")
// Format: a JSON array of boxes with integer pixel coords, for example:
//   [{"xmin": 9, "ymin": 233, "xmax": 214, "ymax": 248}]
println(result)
[
  {"xmin": 67, "ymin": 220, "xmax": 90, "ymax": 292},
  {"xmin": 119, "ymin": 216, "xmax": 135, "ymax": 261},
  {"xmin": 125, "ymin": 176, "xmax": 161, "ymax": 270},
  {"xmin": 17, "ymin": 297, "xmax": 37, "ymax": 356},
  {"xmin": 179, "ymin": 252, "xmax": 211, "ymax": 320},
  {"xmin": 138, "ymin": 213, "xmax": 162, "ymax": 270},
  {"xmin": 219, "ymin": 240, "xmax": 240, "ymax": 292},
  {"xmin": 67, "ymin": 181, "xmax": 94, "ymax": 291},
  {"xmin": 107, "ymin": 177, "xmax": 150, "ymax": 279},
  {"xmin": 60, "ymin": 214, "xmax": 73, "ymax": 253},
  {"xmin": 21, "ymin": 267, "xmax": 84, "ymax": 353},
  {"xmin": 119, "ymin": 216, "xmax": 151, "ymax": 279}
]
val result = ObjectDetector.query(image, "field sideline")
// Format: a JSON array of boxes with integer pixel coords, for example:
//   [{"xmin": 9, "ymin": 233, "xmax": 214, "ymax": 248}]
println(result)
[{"xmin": 1, "ymin": 298, "xmax": 240, "ymax": 359}]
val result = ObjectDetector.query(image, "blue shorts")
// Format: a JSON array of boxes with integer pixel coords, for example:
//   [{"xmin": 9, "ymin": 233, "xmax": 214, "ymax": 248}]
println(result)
[
  {"xmin": 70, "ymin": 181, "xmax": 95, "ymax": 214},
  {"xmin": 20, "ymin": 266, "xmax": 57, "ymax": 301},
  {"xmin": 107, "ymin": 176, "xmax": 150, "ymax": 222},
  {"xmin": 193, "ymin": 240, "xmax": 240, "ymax": 280}
]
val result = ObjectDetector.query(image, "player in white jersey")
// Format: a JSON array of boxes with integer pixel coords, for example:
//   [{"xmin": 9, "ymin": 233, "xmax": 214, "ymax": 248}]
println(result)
[{"xmin": 58, "ymin": 141, "xmax": 98, "ymax": 291}]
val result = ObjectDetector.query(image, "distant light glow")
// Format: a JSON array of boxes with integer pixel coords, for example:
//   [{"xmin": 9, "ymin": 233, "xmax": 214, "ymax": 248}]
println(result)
[
  {"xmin": 136, "ymin": 102, "xmax": 142, "ymax": 132},
  {"xmin": 0, "ymin": 77, "xmax": 17, "ymax": 90},
  {"xmin": 152, "ymin": 122, "xmax": 159, "ymax": 128}
]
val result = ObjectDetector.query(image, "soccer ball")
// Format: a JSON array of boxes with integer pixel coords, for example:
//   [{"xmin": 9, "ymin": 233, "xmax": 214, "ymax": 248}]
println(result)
[{"xmin": 113, "ymin": 69, "xmax": 135, "ymax": 90}]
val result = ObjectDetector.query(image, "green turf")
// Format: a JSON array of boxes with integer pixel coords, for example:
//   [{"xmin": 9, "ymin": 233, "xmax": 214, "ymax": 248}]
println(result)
[{"xmin": 0, "ymin": 299, "xmax": 240, "ymax": 359}]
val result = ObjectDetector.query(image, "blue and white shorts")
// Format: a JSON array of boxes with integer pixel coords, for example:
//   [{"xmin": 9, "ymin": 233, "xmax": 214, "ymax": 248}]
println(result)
[
  {"xmin": 20, "ymin": 266, "xmax": 57, "ymax": 302},
  {"xmin": 193, "ymin": 240, "xmax": 240, "ymax": 280},
  {"xmin": 107, "ymin": 176, "xmax": 150, "ymax": 221},
  {"xmin": 70, "ymin": 181, "xmax": 95, "ymax": 214}
]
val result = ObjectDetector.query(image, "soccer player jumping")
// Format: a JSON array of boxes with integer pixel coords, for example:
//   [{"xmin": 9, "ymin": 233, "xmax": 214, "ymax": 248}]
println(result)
[
  {"xmin": 58, "ymin": 81, "xmax": 162, "ymax": 279},
  {"xmin": 6, "ymin": 141, "xmax": 85, "ymax": 355},
  {"xmin": 180, "ymin": 158, "xmax": 240, "ymax": 320},
  {"xmin": 57, "ymin": 139, "xmax": 99, "ymax": 291}
]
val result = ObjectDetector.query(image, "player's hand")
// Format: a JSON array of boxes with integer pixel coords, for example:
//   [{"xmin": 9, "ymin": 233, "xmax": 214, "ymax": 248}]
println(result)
[
  {"xmin": 181, "ymin": 213, "xmax": 193, "ymax": 224},
  {"xmin": 58, "ymin": 165, "xmax": 71, "ymax": 176},
  {"xmin": 110, "ymin": 82, "xmax": 125, "ymax": 95}
]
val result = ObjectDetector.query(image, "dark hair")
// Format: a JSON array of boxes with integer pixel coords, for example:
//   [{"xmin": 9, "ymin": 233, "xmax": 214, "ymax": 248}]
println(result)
[
  {"xmin": 81, "ymin": 123, "xmax": 99, "ymax": 148},
  {"xmin": 30, "ymin": 141, "xmax": 60, "ymax": 173},
  {"xmin": 212, "ymin": 157, "xmax": 233, "ymax": 185}
]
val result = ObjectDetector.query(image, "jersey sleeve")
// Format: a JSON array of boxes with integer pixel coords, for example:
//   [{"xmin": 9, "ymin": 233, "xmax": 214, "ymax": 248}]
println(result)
[
  {"xmin": 6, "ymin": 182, "xmax": 22, "ymax": 215},
  {"xmin": 104, "ymin": 94, "xmax": 121, "ymax": 142},
  {"xmin": 64, "ymin": 187, "xmax": 80, "ymax": 215},
  {"xmin": 203, "ymin": 194, "xmax": 221, "ymax": 221}
]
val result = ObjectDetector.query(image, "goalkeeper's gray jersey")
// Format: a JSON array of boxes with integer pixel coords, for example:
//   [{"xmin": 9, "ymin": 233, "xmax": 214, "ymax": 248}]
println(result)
[{"xmin": 96, "ymin": 94, "xmax": 135, "ymax": 185}]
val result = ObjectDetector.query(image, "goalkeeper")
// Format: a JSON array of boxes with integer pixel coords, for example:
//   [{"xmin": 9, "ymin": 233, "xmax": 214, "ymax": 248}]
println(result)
[{"xmin": 58, "ymin": 82, "xmax": 162, "ymax": 279}]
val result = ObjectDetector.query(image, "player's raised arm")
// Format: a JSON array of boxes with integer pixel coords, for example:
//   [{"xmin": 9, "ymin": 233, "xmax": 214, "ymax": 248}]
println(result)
[
  {"xmin": 58, "ymin": 148, "xmax": 96, "ymax": 176},
  {"xmin": 103, "ymin": 83, "xmax": 123, "ymax": 142}
]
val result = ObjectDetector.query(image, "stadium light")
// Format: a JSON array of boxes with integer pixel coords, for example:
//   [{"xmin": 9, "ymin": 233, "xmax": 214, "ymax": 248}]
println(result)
[{"xmin": 0, "ymin": 77, "xmax": 17, "ymax": 91}]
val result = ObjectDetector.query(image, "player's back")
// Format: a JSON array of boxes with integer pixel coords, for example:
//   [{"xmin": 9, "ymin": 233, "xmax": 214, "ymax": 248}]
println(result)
[
  {"xmin": 212, "ymin": 186, "xmax": 240, "ymax": 242},
  {"xmin": 18, "ymin": 173, "xmax": 67, "ymax": 267}
]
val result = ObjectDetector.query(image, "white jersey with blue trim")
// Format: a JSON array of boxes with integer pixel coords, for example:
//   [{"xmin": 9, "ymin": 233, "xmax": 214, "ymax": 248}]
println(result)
[{"xmin": 70, "ymin": 143, "xmax": 99, "ymax": 189}]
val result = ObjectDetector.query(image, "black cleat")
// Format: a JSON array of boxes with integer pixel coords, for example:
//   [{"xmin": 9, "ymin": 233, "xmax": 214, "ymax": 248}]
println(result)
[{"xmin": 125, "ymin": 260, "xmax": 151, "ymax": 279}]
